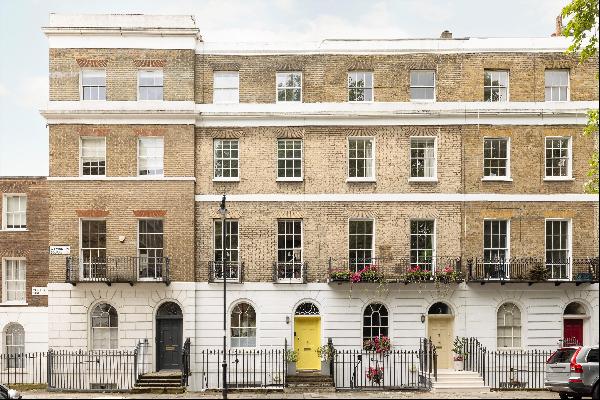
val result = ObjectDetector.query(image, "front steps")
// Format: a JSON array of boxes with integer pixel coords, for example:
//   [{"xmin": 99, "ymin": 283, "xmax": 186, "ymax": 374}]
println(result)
[
  {"xmin": 286, "ymin": 372, "xmax": 336, "ymax": 393},
  {"xmin": 432, "ymin": 370, "xmax": 490, "ymax": 393},
  {"xmin": 132, "ymin": 371, "xmax": 186, "ymax": 394}
]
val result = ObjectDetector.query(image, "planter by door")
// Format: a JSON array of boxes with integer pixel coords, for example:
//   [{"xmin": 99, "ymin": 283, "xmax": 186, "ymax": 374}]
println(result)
[
  {"xmin": 156, "ymin": 302, "xmax": 183, "ymax": 370},
  {"xmin": 294, "ymin": 316, "xmax": 321, "ymax": 371}
]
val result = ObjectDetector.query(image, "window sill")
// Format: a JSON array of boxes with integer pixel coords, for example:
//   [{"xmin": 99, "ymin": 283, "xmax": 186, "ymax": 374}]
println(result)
[
  {"xmin": 410, "ymin": 99, "xmax": 436, "ymax": 103},
  {"xmin": 543, "ymin": 177, "xmax": 575, "ymax": 182},
  {"xmin": 481, "ymin": 177, "xmax": 513, "ymax": 182},
  {"xmin": 408, "ymin": 178, "xmax": 438, "ymax": 183},
  {"xmin": 346, "ymin": 178, "xmax": 376, "ymax": 183},
  {"xmin": 212, "ymin": 178, "xmax": 240, "ymax": 182},
  {"xmin": 0, "ymin": 301, "xmax": 28, "ymax": 307},
  {"xmin": 0, "ymin": 228, "xmax": 28, "ymax": 232},
  {"xmin": 276, "ymin": 177, "xmax": 303, "ymax": 182}
]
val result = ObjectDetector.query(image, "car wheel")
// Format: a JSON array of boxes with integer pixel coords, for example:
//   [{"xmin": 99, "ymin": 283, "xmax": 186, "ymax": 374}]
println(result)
[{"xmin": 592, "ymin": 383, "xmax": 599, "ymax": 400}]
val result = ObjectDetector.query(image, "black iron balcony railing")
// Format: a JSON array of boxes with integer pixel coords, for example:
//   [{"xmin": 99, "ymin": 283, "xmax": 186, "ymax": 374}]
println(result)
[
  {"xmin": 327, "ymin": 256, "xmax": 464, "ymax": 283},
  {"xmin": 66, "ymin": 256, "xmax": 171, "ymax": 285},
  {"xmin": 467, "ymin": 257, "xmax": 599, "ymax": 284},
  {"xmin": 207, "ymin": 261, "xmax": 244, "ymax": 283},
  {"xmin": 272, "ymin": 261, "xmax": 308, "ymax": 283}
]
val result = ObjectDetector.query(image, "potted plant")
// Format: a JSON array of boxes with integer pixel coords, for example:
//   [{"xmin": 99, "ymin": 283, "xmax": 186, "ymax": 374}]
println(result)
[
  {"xmin": 436, "ymin": 265, "xmax": 464, "ymax": 283},
  {"xmin": 286, "ymin": 349, "xmax": 298, "ymax": 375},
  {"xmin": 366, "ymin": 366, "xmax": 384, "ymax": 385},
  {"xmin": 316, "ymin": 344, "xmax": 334, "ymax": 375},
  {"xmin": 452, "ymin": 337, "xmax": 466, "ymax": 371},
  {"xmin": 403, "ymin": 265, "xmax": 433, "ymax": 283},
  {"xmin": 329, "ymin": 269, "xmax": 350, "ymax": 282}
]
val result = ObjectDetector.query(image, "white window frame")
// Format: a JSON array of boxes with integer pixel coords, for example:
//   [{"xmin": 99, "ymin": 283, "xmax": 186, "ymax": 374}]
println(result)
[
  {"xmin": 80, "ymin": 69, "xmax": 107, "ymax": 101},
  {"xmin": 213, "ymin": 219, "xmax": 240, "ymax": 281},
  {"xmin": 2, "ymin": 194, "xmax": 27, "ymax": 231},
  {"xmin": 79, "ymin": 218, "xmax": 107, "ymax": 281},
  {"xmin": 276, "ymin": 71, "xmax": 302, "ymax": 103},
  {"xmin": 137, "ymin": 137, "xmax": 164, "ymax": 177},
  {"xmin": 137, "ymin": 69, "xmax": 164, "ymax": 101},
  {"xmin": 137, "ymin": 218, "xmax": 164, "ymax": 281},
  {"xmin": 544, "ymin": 218, "xmax": 572, "ymax": 281},
  {"xmin": 90, "ymin": 302, "xmax": 119, "ymax": 350},
  {"xmin": 409, "ymin": 70, "xmax": 436, "ymax": 102},
  {"xmin": 483, "ymin": 219, "xmax": 511, "ymax": 280},
  {"xmin": 276, "ymin": 219, "xmax": 303, "ymax": 283},
  {"xmin": 409, "ymin": 219, "xmax": 437, "ymax": 272},
  {"xmin": 4, "ymin": 323, "xmax": 25, "ymax": 368},
  {"xmin": 409, "ymin": 137, "xmax": 437, "ymax": 182},
  {"xmin": 229, "ymin": 301, "xmax": 257, "ymax": 348},
  {"xmin": 348, "ymin": 71, "xmax": 374, "ymax": 102},
  {"xmin": 79, "ymin": 137, "xmax": 107, "ymax": 177},
  {"xmin": 362, "ymin": 303, "xmax": 390, "ymax": 342},
  {"xmin": 484, "ymin": 69, "xmax": 510, "ymax": 102},
  {"xmin": 213, "ymin": 71, "xmax": 240, "ymax": 104},
  {"xmin": 545, "ymin": 69, "xmax": 570, "ymax": 102},
  {"xmin": 544, "ymin": 136, "xmax": 573, "ymax": 180},
  {"xmin": 497, "ymin": 303, "xmax": 522, "ymax": 349},
  {"xmin": 347, "ymin": 137, "xmax": 375, "ymax": 182},
  {"xmin": 481, "ymin": 137, "xmax": 512, "ymax": 181},
  {"xmin": 348, "ymin": 218, "xmax": 375, "ymax": 273},
  {"xmin": 276, "ymin": 139, "xmax": 303, "ymax": 181},
  {"xmin": 213, "ymin": 139, "xmax": 240, "ymax": 182},
  {"xmin": 2, "ymin": 258, "xmax": 26, "ymax": 304}
]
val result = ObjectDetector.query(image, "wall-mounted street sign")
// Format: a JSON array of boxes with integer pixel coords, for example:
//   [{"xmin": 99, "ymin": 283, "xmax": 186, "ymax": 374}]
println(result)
[
  {"xmin": 49, "ymin": 245, "xmax": 70, "ymax": 255},
  {"xmin": 32, "ymin": 286, "xmax": 48, "ymax": 296}
]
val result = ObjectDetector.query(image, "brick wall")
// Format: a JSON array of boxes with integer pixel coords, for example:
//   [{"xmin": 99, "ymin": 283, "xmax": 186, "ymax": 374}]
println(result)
[
  {"xmin": 196, "ymin": 201, "xmax": 598, "ymax": 282},
  {"xmin": 49, "ymin": 48, "xmax": 195, "ymax": 101},
  {"xmin": 196, "ymin": 124, "xmax": 594, "ymax": 195},
  {"xmin": 196, "ymin": 53, "xmax": 599, "ymax": 103},
  {"xmin": 48, "ymin": 181, "xmax": 195, "ymax": 283},
  {"xmin": 0, "ymin": 178, "xmax": 48, "ymax": 306},
  {"xmin": 464, "ymin": 125, "xmax": 596, "ymax": 193},
  {"xmin": 49, "ymin": 124, "xmax": 195, "ymax": 177}
]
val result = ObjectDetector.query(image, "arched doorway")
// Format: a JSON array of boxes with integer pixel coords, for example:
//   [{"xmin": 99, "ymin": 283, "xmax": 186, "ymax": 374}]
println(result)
[
  {"xmin": 294, "ymin": 302, "xmax": 321, "ymax": 371},
  {"xmin": 563, "ymin": 302, "xmax": 587, "ymax": 346},
  {"xmin": 427, "ymin": 302, "xmax": 454, "ymax": 369},
  {"xmin": 156, "ymin": 302, "xmax": 183, "ymax": 370}
]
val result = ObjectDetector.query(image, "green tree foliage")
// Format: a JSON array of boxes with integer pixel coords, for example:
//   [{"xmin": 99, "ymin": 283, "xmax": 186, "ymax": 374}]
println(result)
[{"xmin": 562, "ymin": 0, "xmax": 599, "ymax": 194}]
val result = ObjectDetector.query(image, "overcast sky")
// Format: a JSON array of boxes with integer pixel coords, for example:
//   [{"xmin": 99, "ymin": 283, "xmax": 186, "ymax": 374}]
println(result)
[{"xmin": 0, "ymin": 0, "xmax": 568, "ymax": 176}]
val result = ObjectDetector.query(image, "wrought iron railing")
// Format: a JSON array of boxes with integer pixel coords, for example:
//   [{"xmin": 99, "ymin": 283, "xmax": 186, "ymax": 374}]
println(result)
[
  {"xmin": 461, "ymin": 337, "xmax": 552, "ymax": 390},
  {"xmin": 196, "ymin": 348, "xmax": 286, "ymax": 389},
  {"xmin": 181, "ymin": 338, "xmax": 191, "ymax": 387},
  {"xmin": 66, "ymin": 256, "xmax": 171, "ymax": 285},
  {"xmin": 207, "ymin": 261, "xmax": 244, "ymax": 283},
  {"xmin": 0, "ymin": 352, "xmax": 47, "ymax": 386},
  {"xmin": 272, "ymin": 261, "xmax": 307, "ymax": 283},
  {"xmin": 467, "ymin": 257, "xmax": 599, "ymax": 283},
  {"xmin": 48, "ymin": 349, "xmax": 138, "ymax": 392}
]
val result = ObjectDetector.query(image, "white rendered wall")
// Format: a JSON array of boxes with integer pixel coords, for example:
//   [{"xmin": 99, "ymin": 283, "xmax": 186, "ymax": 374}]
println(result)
[{"xmin": 0, "ymin": 307, "xmax": 48, "ymax": 353}]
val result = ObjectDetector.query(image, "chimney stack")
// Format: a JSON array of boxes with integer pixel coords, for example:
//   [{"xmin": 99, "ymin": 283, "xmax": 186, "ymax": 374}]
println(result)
[
  {"xmin": 552, "ymin": 15, "xmax": 563, "ymax": 36},
  {"xmin": 440, "ymin": 30, "xmax": 453, "ymax": 39}
]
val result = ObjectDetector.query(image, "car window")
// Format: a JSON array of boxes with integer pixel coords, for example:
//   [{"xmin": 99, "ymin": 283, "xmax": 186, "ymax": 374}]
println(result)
[
  {"xmin": 587, "ymin": 348, "xmax": 599, "ymax": 362},
  {"xmin": 548, "ymin": 348, "xmax": 578, "ymax": 363}
]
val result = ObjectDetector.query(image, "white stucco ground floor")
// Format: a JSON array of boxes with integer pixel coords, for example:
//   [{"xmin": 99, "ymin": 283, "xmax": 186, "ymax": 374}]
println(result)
[
  {"xmin": 0, "ymin": 306, "xmax": 48, "ymax": 354},
  {"xmin": 47, "ymin": 281, "xmax": 599, "ymax": 351}
]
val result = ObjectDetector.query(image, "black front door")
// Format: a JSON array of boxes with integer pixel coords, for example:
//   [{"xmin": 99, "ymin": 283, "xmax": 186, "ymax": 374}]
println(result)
[{"xmin": 157, "ymin": 318, "xmax": 182, "ymax": 370}]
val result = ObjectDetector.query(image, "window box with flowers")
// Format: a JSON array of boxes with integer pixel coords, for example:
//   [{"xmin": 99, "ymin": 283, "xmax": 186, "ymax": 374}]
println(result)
[
  {"xmin": 402, "ymin": 265, "xmax": 433, "ymax": 283},
  {"xmin": 329, "ymin": 265, "xmax": 384, "ymax": 283},
  {"xmin": 435, "ymin": 265, "xmax": 464, "ymax": 283}
]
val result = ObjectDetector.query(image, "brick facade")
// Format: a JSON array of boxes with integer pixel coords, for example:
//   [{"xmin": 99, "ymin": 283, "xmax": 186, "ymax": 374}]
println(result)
[
  {"xmin": 196, "ymin": 53, "xmax": 599, "ymax": 103},
  {"xmin": 0, "ymin": 178, "xmax": 48, "ymax": 307}
]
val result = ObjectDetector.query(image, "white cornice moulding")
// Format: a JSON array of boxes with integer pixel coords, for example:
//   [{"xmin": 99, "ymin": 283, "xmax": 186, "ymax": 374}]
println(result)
[
  {"xmin": 47, "ymin": 177, "xmax": 196, "ymax": 181},
  {"xmin": 194, "ymin": 193, "xmax": 599, "ymax": 203}
]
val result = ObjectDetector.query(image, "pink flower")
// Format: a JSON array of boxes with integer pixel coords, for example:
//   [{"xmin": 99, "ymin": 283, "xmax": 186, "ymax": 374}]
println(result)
[
  {"xmin": 443, "ymin": 265, "xmax": 454, "ymax": 274},
  {"xmin": 350, "ymin": 272, "xmax": 361, "ymax": 283}
]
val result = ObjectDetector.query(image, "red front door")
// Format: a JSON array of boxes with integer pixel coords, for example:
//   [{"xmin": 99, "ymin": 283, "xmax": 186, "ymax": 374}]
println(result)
[{"xmin": 564, "ymin": 319, "xmax": 583, "ymax": 345}]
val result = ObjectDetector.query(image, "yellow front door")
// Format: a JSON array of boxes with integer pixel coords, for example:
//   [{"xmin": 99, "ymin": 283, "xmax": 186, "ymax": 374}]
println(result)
[
  {"xmin": 428, "ymin": 316, "xmax": 453, "ymax": 369},
  {"xmin": 294, "ymin": 316, "xmax": 321, "ymax": 370}
]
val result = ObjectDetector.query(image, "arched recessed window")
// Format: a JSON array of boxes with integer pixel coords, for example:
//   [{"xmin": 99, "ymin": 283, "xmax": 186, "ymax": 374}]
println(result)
[
  {"xmin": 497, "ymin": 303, "xmax": 521, "ymax": 348},
  {"xmin": 231, "ymin": 302, "xmax": 256, "ymax": 347},
  {"xmin": 91, "ymin": 303, "xmax": 118, "ymax": 350},
  {"xmin": 428, "ymin": 302, "xmax": 452, "ymax": 315},
  {"xmin": 564, "ymin": 302, "xmax": 586, "ymax": 315},
  {"xmin": 363, "ymin": 303, "xmax": 389, "ymax": 342},
  {"xmin": 4, "ymin": 323, "xmax": 24, "ymax": 368}
]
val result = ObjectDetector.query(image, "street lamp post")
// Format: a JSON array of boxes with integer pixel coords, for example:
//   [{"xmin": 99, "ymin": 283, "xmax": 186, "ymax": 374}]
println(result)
[{"xmin": 219, "ymin": 194, "xmax": 228, "ymax": 399}]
